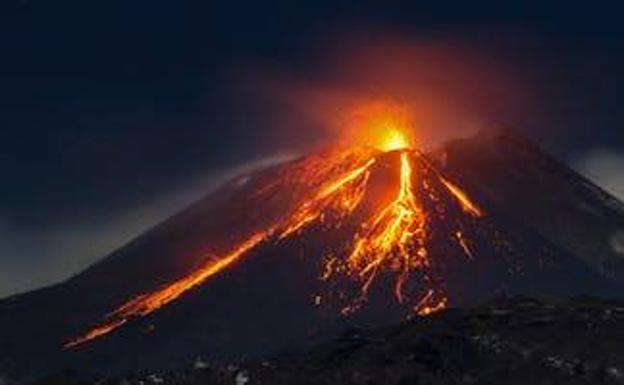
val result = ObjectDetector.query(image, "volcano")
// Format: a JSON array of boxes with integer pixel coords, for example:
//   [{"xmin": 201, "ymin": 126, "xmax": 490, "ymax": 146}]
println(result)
[{"xmin": 1, "ymin": 128, "xmax": 623, "ymax": 382}]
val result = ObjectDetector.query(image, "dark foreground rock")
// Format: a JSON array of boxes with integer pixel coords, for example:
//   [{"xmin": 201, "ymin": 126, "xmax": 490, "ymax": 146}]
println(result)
[{"xmin": 31, "ymin": 297, "xmax": 624, "ymax": 385}]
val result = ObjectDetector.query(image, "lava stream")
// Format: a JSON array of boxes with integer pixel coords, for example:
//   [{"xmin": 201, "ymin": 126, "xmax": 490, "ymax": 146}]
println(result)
[
  {"xmin": 65, "ymin": 153, "xmax": 378, "ymax": 348},
  {"xmin": 278, "ymin": 157, "xmax": 375, "ymax": 239},
  {"xmin": 64, "ymin": 231, "xmax": 271, "ymax": 348},
  {"xmin": 345, "ymin": 152, "xmax": 427, "ymax": 303},
  {"xmin": 440, "ymin": 178, "xmax": 483, "ymax": 217}
]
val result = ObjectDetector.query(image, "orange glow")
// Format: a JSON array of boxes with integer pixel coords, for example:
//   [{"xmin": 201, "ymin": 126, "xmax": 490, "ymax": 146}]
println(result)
[
  {"xmin": 455, "ymin": 230, "xmax": 474, "ymax": 260},
  {"xmin": 313, "ymin": 149, "xmax": 484, "ymax": 316},
  {"xmin": 379, "ymin": 128, "xmax": 410, "ymax": 151},
  {"xmin": 440, "ymin": 177, "xmax": 483, "ymax": 217},
  {"xmin": 342, "ymin": 100, "xmax": 415, "ymax": 151},
  {"xmin": 113, "ymin": 231, "xmax": 269, "ymax": 316},
  {"xmin": 260, "ymin": 35, "xmax": 530, "ymax": 151},
  {"xmin": 64, "ymin": 231, "xmax": 271, "ymax": 348},
  {"xmin": 345, "ymin": 152, "xmax": 427, "ymax": 303},
  {"xmin": 66, "ymin": 109, "xmax": 487, "ymax": 348},
  {"xmin": 279, "ymin": 156, "xmax": 375, "ymax": 240},
  {"xmin": 64, "ymin": 319, "xmax": 127, "ymax": 348},
  {"xmin": 415, "ymin": 290, "xmax": 448, "ymax": 316}
]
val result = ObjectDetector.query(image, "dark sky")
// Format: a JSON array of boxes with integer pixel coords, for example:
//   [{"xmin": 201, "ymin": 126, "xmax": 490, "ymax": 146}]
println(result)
[{"xmin": 1, "ymin": 0, "xmax": 623, "ymax": 297}]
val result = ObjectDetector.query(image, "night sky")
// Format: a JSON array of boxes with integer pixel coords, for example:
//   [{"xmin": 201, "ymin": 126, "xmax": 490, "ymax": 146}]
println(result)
[{"xmin": 1, "ymin": 1, "xmax": 623, "ymax": 297}]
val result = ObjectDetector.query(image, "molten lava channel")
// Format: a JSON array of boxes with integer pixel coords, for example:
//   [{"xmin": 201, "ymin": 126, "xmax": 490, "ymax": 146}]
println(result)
[
  {"xmin": 343, "ymin": 152, "xmax": 427, "ymax": 308},
  {"xmin": 65, "ymin": 132, "xmax": 485, "ymax": 348}
]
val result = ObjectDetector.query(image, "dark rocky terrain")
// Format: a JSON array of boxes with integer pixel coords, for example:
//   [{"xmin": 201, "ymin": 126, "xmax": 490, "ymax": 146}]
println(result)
[
  {"xmin": 31, "ymin": 297, "xmax": 624, "ymax": 385},
  {"xmin": 440, "ymin": 129, "xmax": 624, "ymax": 280}
]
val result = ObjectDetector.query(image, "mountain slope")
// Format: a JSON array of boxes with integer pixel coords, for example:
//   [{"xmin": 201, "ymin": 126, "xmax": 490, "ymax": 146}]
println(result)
[
  {"xmin": 439, "ymin": 128, "xmax": 624, "ymax": 279},
  {"xmin": 0, "ymin": 130, "xmax": 622, "ymax": 382}
]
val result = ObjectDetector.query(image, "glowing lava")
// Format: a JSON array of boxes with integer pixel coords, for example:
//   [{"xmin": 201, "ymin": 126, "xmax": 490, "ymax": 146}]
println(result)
[
  {"xmin": 344, "ymin": 100, "xmax": 415, "ymax": 151},
  {"xmin": 64, "ymin": 231, "xmax": 272, "ymax": 348},
  {"xmin": 278, "ymin": 157, "xmax": 375, "ymax": 240},
  {"xmin": 346, "ymin": 152, "xmax": 426, "ymax": 303},
  {"xmin": 65, "ymin": 118, "xmax": 486, "ymax": 348},
  {"xmin": 379, "ymin": 128, "xmax": 411, "ymax": 151},
  {"xmin": 440, "ymin": 177, "xmax": 483, "ymax": 217}
]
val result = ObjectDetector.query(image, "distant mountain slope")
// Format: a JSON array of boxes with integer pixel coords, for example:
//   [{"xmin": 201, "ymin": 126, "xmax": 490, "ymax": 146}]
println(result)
[{"xmin": 439, "ymin": 128, "xmax": 624, "ymax": 280}]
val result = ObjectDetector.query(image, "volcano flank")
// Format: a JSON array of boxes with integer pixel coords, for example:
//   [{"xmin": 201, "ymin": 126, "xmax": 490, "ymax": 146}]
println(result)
[{"xmin": 0, "ymin": 129, "xmax": 622, "ymax": 382}]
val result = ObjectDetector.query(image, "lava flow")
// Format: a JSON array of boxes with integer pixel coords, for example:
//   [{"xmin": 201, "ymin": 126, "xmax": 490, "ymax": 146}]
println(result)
[
  {"xmin": 64, "ymin": 231, "xmax": 271, "ymax": 348},
  {"xmin": 343, "ymin": 152, "xmax": 428, "ymax": 308},
  {"xmin": 65, "ymin": 109, "xmax": 486, "ymax": 348}
]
